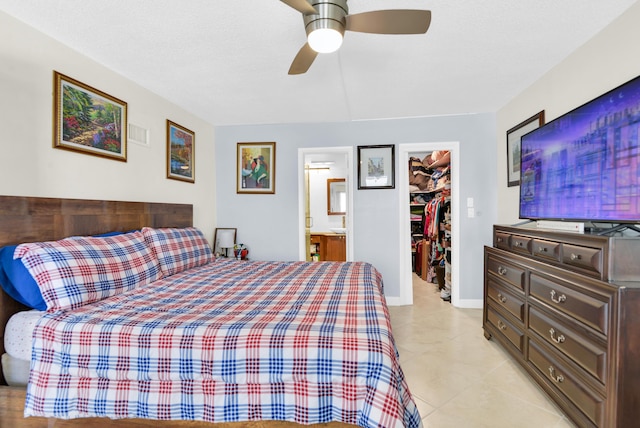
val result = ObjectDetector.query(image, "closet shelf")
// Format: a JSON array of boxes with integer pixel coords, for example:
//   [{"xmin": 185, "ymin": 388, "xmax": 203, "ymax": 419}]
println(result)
[{"xmin": 410, "ymin": 185, "xmax": 451, "ymax": 195}]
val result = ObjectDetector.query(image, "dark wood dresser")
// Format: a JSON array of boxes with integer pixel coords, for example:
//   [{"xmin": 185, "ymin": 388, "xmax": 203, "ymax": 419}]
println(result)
[{"xmin": 483, "ymin": 225, "xmax": 640, "ymax": 427}]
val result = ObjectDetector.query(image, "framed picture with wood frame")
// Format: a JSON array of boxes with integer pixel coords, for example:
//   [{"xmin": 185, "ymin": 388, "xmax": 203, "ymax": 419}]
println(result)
[
  {"xmin": 237, "ymin": 142, "xmax": 276, "ymax": 194},
  {"xmin": 167, "ymin": 120, "xmax": 195, "ymax": 183},
  {"xmin": 506, "ymin": 111, "xmax": 545, "ymax": 187},
  {"xmin": 53, "ymin": 71, "xmax": 127, "ymax": 161}
]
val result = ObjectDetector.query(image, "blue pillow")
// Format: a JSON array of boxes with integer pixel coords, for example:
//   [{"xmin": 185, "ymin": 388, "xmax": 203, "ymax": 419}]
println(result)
[
  {"xmin": 93, "ymin": 230, "xmax": 135, "ymax": 237},
  {"xmin": 0, "ymin": 231, "xmax": 133, "ymax": 310},
  {"xmin": 0, "ymin": 245, "xmax": 47, "ymax": 310}
]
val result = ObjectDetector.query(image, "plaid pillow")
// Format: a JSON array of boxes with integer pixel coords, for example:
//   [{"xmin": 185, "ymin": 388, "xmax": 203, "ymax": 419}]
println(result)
[
  {"xmin": 141, "ymin": 227, "xmax": 212, "ymax": 277},
  {"xmin": 15, "ymin": 231, "xmax": 162, "ymax": 311}
]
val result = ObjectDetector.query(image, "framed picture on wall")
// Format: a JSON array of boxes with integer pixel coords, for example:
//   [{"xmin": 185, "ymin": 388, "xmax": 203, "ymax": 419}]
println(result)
[
  {"xmin": 53, "ymin": 71, "xmax": 127, "ymax": 161},
  {"xmin": 357, "ymin": 144, "xmax": 395, "ymax": 189},
  {"xmin": 237, "ymin": 142, "xmax": 276, "ymax": 194},
  {"xmin": 506, "ymin": 111, "xmax": 545, "ymax": 187},
  {"xmin": 167, "ymin": 120, "xmax": 195, "ymax": 183}
]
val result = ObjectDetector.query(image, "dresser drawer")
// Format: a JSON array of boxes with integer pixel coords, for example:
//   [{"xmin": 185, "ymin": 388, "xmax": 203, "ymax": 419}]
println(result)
[
  {"xmin": 486, "ymin": 254, "xmax": 525, "ymax": 292},
  {"xmin": 486, "ymin": 306, "xmax": 525, "ymax": 353},
  {"xmin": 528, "ymin": 339, "xmax": 605, "ymax": 427},
  {"xmin": 494, "ymin": 232, "xmax": 510, "ymax": 251},
  {"xmin": 529, "ymin": 273, "xmax": 610, "ymax": 336},
  {"xmin": 510, "ymin": 234, "xmax": 532, "ymax": 255},
  {"xmin": 562, "ymin": 243, "xmax": 603, "ymax": 278},
  {"xmin": 528, "ymin": 306, "xmax": 607, "ymax": 384},
  {"xmin": 487, "ymin": 279, "xmax": 525, "ymax": 323},
  {"xmin": 532, "ymin": 238, "xmax": 561, "ymax": 263}
]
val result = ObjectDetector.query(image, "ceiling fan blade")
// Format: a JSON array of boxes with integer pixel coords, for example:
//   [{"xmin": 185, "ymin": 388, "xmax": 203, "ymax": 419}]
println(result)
[
  {"xmin": 288, "ymin": 43, "xmax": 318, "ymax": 75},
  {"xmin": 280, "ymin": 0, "xmax": 317, "ymax": 15},
  {"xmin": 346, "ymin": 10, "xmax": 431, "ymax": 34}
]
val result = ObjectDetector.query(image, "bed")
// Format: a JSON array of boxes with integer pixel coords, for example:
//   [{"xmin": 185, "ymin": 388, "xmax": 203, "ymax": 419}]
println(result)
[{"xmin": 0, "ymin": 195, "xmax": 421, "ymax": 428}]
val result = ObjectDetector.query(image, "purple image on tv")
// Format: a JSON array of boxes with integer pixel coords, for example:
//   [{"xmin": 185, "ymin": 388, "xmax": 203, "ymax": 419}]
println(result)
[{"xmin": 519, "ymin": 75, "xmax": 640, "ymax": 223}]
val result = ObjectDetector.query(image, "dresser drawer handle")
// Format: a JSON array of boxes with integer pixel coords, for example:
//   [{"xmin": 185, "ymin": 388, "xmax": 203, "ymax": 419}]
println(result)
[
  {"xmin": 497, "ymin": 237, "xmax": 503, "ymax": 243},
  {"xmin": 497, "ymin": 266, "xmax": 508, "ymax": 276},
  {"xmin": 497, "ymin": 292, "xmax": 507, "ymax": 304},
  {"xmin": 548, "ymin": 366, "xmax": 565, "ymax": 383},
  {"xmin": 549, "ymin": 328, "xmax": 566, "ymax": 344},
  {"xmin": 538, "ymin": 246, "xmax": 548, "ymax": 253},
  {"xmin": 550, "ymin": 290, "xmax": 567, "ymax": 304},
  {"xmin": 515, "ymin": 242, "xmax": 523, "ymax": 247},
  {"xmin": 497, "ymin": 320, "xmax": 507, "ymax": 331},
  {"xmin": 570, "ymin": 253, "xmax": 582, "ymax": 261}
]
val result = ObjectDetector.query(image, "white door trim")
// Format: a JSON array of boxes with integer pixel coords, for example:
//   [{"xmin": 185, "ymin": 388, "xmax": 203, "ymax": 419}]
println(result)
[
  {"xmin": 397, "ymin": 142, "xmax": 460, "ymax": 306},
  {"xmin": 297, "ymin": 147, "xmax": 354, "ymax": 261}
]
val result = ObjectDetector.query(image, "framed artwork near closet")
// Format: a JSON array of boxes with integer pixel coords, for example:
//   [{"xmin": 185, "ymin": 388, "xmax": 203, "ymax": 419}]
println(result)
[
  {"xmin": 506, "ymin": 111, "xmax": 545, "ymax": 187},
  {"xmin": 357, "ymin": 144, "xmax": 395, "ymax": 189}
]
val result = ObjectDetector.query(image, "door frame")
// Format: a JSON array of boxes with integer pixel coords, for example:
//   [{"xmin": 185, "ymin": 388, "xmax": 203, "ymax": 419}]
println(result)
[
  {"xmin": 297, "ymin": 147, "xmax": 354, "ymax": 262},
  {"xmin": 397, "ymin": 142, "xmax": 460, "ymax": 306}
]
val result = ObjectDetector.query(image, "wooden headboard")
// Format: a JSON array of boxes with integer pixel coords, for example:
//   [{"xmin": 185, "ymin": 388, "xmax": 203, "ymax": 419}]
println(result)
[{"xmin": 0, "ymin": 195, "xmax": 193, "ymax": 384}]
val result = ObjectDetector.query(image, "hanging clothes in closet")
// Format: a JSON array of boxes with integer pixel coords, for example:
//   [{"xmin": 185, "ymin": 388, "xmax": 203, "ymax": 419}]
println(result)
[
  {"xmin": 422, "ymin": 190, "xmax": 450, "ymax": 285},
  {"xmin": 409, "ymin": 150, "xmax": 451, "ymax": 296},
  {"xmin": 412, "ymin": 150, "xmax": 451, "ymax": 300}
]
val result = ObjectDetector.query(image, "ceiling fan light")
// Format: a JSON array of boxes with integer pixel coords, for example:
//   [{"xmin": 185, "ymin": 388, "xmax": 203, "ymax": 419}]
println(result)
[{"xmin": 308, "ymin": 28, "xmax": 343, "ymax": 53}]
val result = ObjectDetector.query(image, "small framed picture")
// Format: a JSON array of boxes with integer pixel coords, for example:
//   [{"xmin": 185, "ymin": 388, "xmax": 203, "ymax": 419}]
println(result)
[
  {"xmin": 357, "ymin": 145, "xmax": 395, "ymax": 189},
  {"xmin": 506, "ymin": 111, "xmax": 545, "ymax": 187},
  {"xmin": 237, "ymin": 142, "xmax": 276, "ymax": 194},
  {"xmin": 53, "ymin": 71, "xmax": 127, "ymax": 161},
  {"xmin": 167, "ymin": 120, "xmax": 195, "ymax": 183}
]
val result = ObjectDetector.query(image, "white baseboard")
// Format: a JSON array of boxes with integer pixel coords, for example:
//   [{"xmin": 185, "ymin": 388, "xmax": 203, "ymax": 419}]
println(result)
[
  {"xmin": 385, "ymin": 296, "xmax": 406, "ymax": 306},
  {"xmin": 454, "ymin": 298, "xmax": 483, "ymax": 309},
  {"xmin": 386, "ymin": 295, "xmax": 483, "ymax": 309}
]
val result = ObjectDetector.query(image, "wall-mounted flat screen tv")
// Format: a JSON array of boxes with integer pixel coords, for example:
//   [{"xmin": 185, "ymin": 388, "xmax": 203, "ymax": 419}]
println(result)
[{"xmin": 519, "ymin": 74, "xmax": 640, "ymax": 224}]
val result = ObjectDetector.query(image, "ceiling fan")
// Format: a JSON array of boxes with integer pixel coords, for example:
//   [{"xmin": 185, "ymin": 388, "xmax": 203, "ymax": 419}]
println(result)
[{"xmin": 280, "ymin": 0, "xmax": 432, "ymax": 75}]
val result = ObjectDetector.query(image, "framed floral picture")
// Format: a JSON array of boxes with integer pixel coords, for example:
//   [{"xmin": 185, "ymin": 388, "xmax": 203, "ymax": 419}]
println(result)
[
  {"xmin": 237, "ymin": 142, "xmax": 276, "ymax": 194},
  {"xmin": 167, "ymin": 120, "xmax": 195, "ymax": 183},
  {"xmin": 53, "ymin": 71, "xmax": 127, "ymax": 161}
]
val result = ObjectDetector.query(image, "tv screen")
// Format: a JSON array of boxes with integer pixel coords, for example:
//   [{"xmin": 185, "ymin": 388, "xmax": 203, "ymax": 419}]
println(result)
[{"xmin": 519, "ymin": 75, "xmax": 640, "ymax": 224}]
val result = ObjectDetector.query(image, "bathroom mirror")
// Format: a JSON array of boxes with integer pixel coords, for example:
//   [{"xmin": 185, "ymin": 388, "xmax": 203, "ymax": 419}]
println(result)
[{"xmin": 327, "ymin": 178, "xmax": 346, "ymax": 215}]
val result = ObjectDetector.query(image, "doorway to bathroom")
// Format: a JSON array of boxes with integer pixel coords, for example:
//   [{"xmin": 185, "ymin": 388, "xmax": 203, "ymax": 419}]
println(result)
[{"xmin": 297, "ymin": 147, "xmax": 354, "ymax": 262}]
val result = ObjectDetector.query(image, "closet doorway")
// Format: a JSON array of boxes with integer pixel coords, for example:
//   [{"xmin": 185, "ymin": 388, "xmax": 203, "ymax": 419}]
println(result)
[
  {"xmin": 297, "ymin": 147, "xmax": 354, "ymax": 262},
  {"xmin": 398, "ymin": 142, "xmax": 460, "ymax": 306}
]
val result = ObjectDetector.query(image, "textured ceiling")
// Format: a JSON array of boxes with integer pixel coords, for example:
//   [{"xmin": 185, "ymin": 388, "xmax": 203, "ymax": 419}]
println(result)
[{"xmin": 0, "ymin": 1, "xmax": 637, "ymax": 126}]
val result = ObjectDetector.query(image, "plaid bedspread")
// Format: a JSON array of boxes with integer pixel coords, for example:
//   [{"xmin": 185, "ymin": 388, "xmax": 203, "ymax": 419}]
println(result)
[{"xmin": 25, "ymin": 259, "xmax": 422, "ymax": 428}]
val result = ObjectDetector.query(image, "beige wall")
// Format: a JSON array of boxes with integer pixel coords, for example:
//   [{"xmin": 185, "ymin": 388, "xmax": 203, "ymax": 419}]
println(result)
[
  {"xmin": 0, "ymin": 11, "xmax": 216, "ymax": 240},
  {"xmin": 496, "ymin": 3, "xmax": 640, "ymax": 224}
]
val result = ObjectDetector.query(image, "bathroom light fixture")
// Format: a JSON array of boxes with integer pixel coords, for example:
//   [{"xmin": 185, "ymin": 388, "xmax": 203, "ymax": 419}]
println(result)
[
  {"xmin": 307, "ymin": 161, "xmax": 334, "ymax": 171},
  {"xmin": 309, "ymin": 161, "xmax": 335, "ymax": 166}
]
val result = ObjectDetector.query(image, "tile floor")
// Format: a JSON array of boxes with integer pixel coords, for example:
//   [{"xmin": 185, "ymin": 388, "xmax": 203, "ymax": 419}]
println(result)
[{"xmin": 388, "ymin": 274, "xmax": 576, "ymax": 428}]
